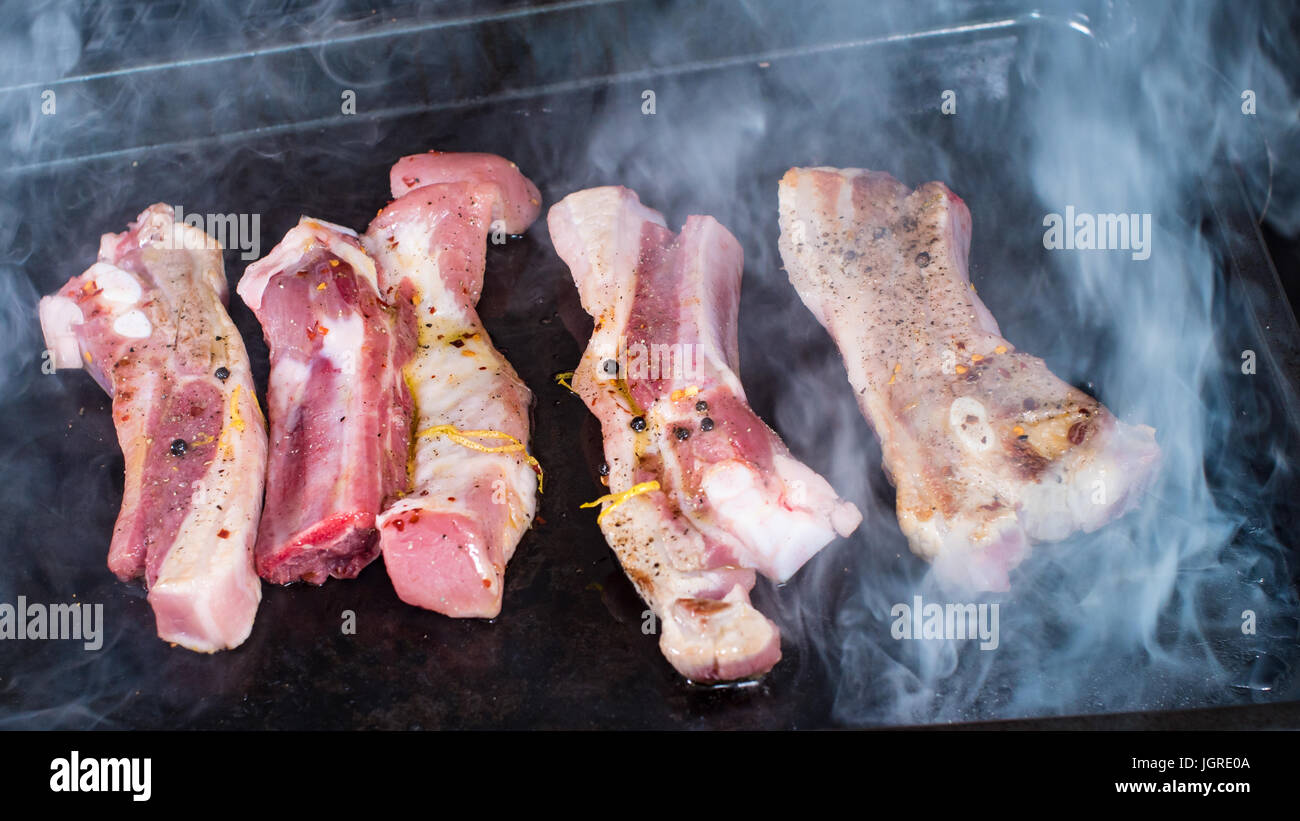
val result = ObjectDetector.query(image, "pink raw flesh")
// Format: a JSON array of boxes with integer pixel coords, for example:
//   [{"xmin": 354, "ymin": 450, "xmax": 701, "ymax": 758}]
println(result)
[
  {"xmin": 548, "ymin": 186, "xmax": 861, "ymax": 681},
  {"xmin": 238, "ymin": 220, "xmax": 410, "ymax": 585},
  {"xmin": 365, "ymin": 152, "xmax": 541, "ymax": 619},
  {"xmin": 38, "ymin": 203, "xmax": 266, "ymax": 653},
  {"xmin": 380, "ymin": 509, "xmax": 502, "ymax": 617},
  {"xmin": 137, "ymin": 379, "xmax": 224, "ymax": 585}
]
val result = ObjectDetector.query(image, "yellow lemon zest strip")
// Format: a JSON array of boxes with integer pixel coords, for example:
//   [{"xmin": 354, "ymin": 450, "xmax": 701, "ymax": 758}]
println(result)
[
  {"xmin": 229, "ymin": 385, "xmax": 246, "ymax": 432},
  {"xmin": 580, "ymin": 480, "xmax": 661, "ymax": 525},
  {"xmin": 416, "ymin": 424, "xmax": 543, "ymax": 493}
]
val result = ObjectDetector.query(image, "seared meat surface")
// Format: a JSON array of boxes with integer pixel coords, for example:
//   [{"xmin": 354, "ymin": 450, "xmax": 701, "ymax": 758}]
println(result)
[{"xmin": 778, "ymin": 168, "xmax": 1160, "ymax": 590}]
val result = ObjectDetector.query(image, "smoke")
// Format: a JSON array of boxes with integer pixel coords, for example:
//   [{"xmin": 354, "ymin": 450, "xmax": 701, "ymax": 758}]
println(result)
[
  {"xmin": 549, "ymin": 0, "xmax": 1300, "ymax": 724},
  {"xmin": 1, "ymin": 0, "xmax": 1298, "ymax": 727},
  {"xmin": 762, "ymin": 1, "xmax": 1300, "ymax": 724}
]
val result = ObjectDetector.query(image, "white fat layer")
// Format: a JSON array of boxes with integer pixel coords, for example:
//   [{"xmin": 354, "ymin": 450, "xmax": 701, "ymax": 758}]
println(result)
[
  {"xmin": 112, "ymin": 309, "xmax": 153, "ymax": 339},
  {"xmin": 170, "ymin": 221, "xmax": 221, "ymax": 252},
  {"xmin": 151, "ymin": 328, "xmax": 264, "ymax": 651},
  {"xmin": 268, "ymin": 357, "xmax": 310, "ymax": 410},
  {"xmin": 1019, "ymin": 463, "xmax": 1102, "ymax": 542},
  {"xmin": 298, "ymin": 218, "xmax": 379, "ymax": 295},
  {"xmin": 318, "ymin": 311, "xmax": 365, "ymax": 487},
  {"xmin": 37, "ymin": 295, "xmax": 85, "ymax": 369},
  {"xmin": 302, "ymin": 216, "xmax": 357, "ymax": 238},
  {"xmin": 135, "ymin": 208, "xmax": 218, "ymax": 253},
  {"xmin": 151, "ymin": 400, "xmax": 265, "ymax": 650},
  {"xmin": 87, "ymin": 262, "xmax": 143, "ymax": 304},
  {"xmin": 240, "ymin": 219, "xmax": 379, "ymax": 311},
  {"xmin": 405, "ymin": 329, "xmax": 535, "ymax": 507},
  {"xmin": 335, "ymin": 243, "xmax": 380, "ymax": 294},
  {"xmin": 318, "ymin": 311, "xmax": 365, "ymax": 369},
  {"xmin": 364, "ymin": 215, "xmax": 536, "ymax": 534},
  {"xmin": 772, "ymin": 452, "xmax": 863, "ymax": 537},
  {"xmin": 699, "ymin": 459, "xmax": 837, "ymax": 583},
  {"xmin": 1017, "ymin": 425, "xmax": 1153, "ymax": 541},
  {"xmin": 560, "ymin": 188, "xmax": 667, "ymax": 316}
]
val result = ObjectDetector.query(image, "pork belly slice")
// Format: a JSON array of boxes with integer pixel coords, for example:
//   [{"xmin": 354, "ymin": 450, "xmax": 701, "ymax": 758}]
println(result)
[
  {"xmin": 237, "ymin": 218, "xmax": 411, "ymax": 584},
  {"xmin": 548, "ymin": 186, "xmax": 860, "ymax": 681},
  {"xmin": 777, "ymin": 168, "xmax": 1161, "ymax": 590},
  {"xmin": 38, "ymin": 203, "xmax": 265, "ymax": 652},
  {"xmin": 364, "ymin": 152, "xmax": 541, "ymax": 618}
]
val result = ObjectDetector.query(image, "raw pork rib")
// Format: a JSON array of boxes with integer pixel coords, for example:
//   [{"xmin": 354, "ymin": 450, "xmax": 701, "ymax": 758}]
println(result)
[
  {"xmin": 39, "ymin": 204, "xmax": 266, "ymax": 652},
  {"xmin": 548, "ymin": 186, "xmax": 861, "ymax": 681},
  {"xmin": 777, "ymin": 168, "xmax": 1161, "ymax": 590},
  {"xmin": 237, "ymin": 218, "xmax": 412, "ymax": 584},
  {"xmin": 364, "ymin": 152, "xmax": 542, "ymax": 618}
]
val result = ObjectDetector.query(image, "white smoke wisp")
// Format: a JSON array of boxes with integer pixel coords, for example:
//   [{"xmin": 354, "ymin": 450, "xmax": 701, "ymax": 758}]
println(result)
[{"xmin": 763, "ymin": 3, "xmax": 1300, "ymax": 726}]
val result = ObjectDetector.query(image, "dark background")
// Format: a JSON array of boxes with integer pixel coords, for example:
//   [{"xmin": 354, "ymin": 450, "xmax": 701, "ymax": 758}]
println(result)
[{"xmin": 1, "ymin": 0, "xmax": 1298, "ymax": 729}]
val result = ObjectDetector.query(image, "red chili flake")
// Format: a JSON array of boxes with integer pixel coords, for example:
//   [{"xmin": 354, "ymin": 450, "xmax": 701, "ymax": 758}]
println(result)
[
  {"xmin": 481, "ymin": 578, "xmax": 492, "ymax": 589},
  {"xmin": 393, "ymin": 519, "xmax": 405, "ymax": 532},
  {"xmin": 217, "ymin": 529, "xmax": 230, "ymax": 539}
]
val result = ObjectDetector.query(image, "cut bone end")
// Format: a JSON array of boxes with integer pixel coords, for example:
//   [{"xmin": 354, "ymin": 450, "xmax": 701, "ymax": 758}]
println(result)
[{"xmin": 659, "ymin": 587, "xmax": 782, "ymax": 682}]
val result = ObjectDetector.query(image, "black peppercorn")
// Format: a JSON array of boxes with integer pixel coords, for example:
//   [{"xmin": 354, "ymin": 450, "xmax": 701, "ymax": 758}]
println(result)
[
  {"xmin": 214, "ymin": 366, "xmax": 230, "ymax": 381},
  {"xmin": 700, "ymin": 417, "xmax": 715, "ymax": 432},
  {"xmin": 630, "ymin": 416, "xmax": 646, "ymax": 432},
  {"xmin": 170, "ymin": 438, "xmax": 187, "ymax": 456},
  {"xmin": 598, "ymin": 461, "xmax": 609, "ymax": 477},
  {"xmin": 694, "ymin": 400, "xmax": 708, "ymax": 413},
  {"xmin": 674, "ymin": 427, "xmax": 690, "ymax": 441},
  {"xmin": 601, "ymin": 359, "xmax": 618, "ymax": 376}
]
